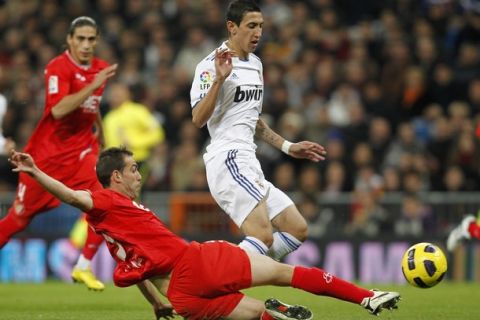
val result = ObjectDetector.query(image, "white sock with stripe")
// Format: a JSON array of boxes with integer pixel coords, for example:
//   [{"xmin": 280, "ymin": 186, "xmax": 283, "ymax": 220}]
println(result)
[
  {"xmin": 238, "ymin": 236, "xmax": 269, "ymax": 255},
  {"xmin": 268, "ymin": 232, "xmax": 302, "ymax": 260},
  {"xmin": 74, "ymin": 254, "xmax": 91, "ymax": 270}
]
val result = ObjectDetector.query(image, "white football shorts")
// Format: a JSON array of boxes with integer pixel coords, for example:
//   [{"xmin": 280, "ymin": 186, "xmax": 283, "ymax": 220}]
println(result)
[{"xmin": 204, "ymin": 149, "xmax": 293, "ymax": 227}]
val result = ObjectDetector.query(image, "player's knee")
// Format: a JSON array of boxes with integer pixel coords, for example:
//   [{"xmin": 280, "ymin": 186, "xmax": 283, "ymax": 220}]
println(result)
[
  {"xmin": 249, "ymin": 304, "xmax": 266, "ymax": 320},
  {"xmin": 5, "ymin": 211, "xmax": 30, "ymax": 230},
  {"xmin": 287, "ymin": 222, "xmax": 308, "ymax": 243},
  {"xmin": 257, "ymin": 233, "xmax": 274, "ymax": 248}
]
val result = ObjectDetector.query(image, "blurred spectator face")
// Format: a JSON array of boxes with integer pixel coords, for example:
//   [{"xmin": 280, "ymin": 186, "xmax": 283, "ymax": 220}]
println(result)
[
  {"xmin": 448, "ymin": 101, "xmax": 470, "ymax": 133},
  {"xmin": 325, "ymin": 138, "xmax": 345, "ymax": 161},
  {"xmin": 415, "ymin": 37, "xmax": 437, "ymax": 63},
  {"xmin": 325, "ymin": 161, "xmax": 346, "ymax": 189},
  {"xmin": 352, "ymin": 142, "xmax": 373, "ymax": 168},
  {"xmin": 468, "ymin": 78, "xmax": 480, "ymax": 105},
  {"xmin": 349, "ymin": 42, "xmax": 368, "ymax": 61},
  {"xmin": 398, "ymin": 152, "xmax": 414, "ymax": 171},
  {"xmin": 423, "ymin": 103, "xmax": 443, "ymax": 121},
  {"xmin": 398, "ymin": 122, "xmax": 415, "ymax": 144},
  {"xmin": 403, "ymin": 171, "xmax": 423, "ymax": 193},
  {"xmin": 413, "ymin": 18, "xmax": 434, "ymax": 38},
  {"xmin": 67, "ymin": 25, "xmax": 98, "ymax": 65},
  {"xmin": 278, "ymin": 110, "xmax": 305, "ymax": 141},
  {"xmin": 108, "ymin": 83, "xmax": 131, "ymax": 108},
  {"xmin": 386, "ymin": 40, "xmax": 410, "ymax": 63},
  {"xmin": 297, "ymin": 196, "xmax": 319, "ymax": 221},
  {"xmin": 443, "ymin": 166, "xmax": 465, "ymax": 191},
  {"xmin": 344, "ymin": 60, "xmax": 367, "ymax": 87},
  {"xmin": 273, "ymin": 162, "xmax": 295, "ymax": 191},
  {"xmin": 402, "ymin": 196, "xmax": 422, "ymax": 219},
  {"xmin": 433, "ymin": 63, "xmax": 453, "ymax": 85},
  {"xmin": 299, "ymin": 165, "xmax": 321, "ymax": 194},
  {"xmin": 431, "ymin": 116, "xmax": 453, "ymax": 139},
  {"xmin": 369, "ymin": 117, "xmax": 391, "ymax": 143},
  {"xmin": 382, "ymin": 167, "xmax": 400, "ymax": 192},
  {"xmin": 458, "ymin": 42, "xmax": 479, "ymax": 66},
  {"xmin": 404, "ymin": 66, "xmax": 425, "ymax": 89}
]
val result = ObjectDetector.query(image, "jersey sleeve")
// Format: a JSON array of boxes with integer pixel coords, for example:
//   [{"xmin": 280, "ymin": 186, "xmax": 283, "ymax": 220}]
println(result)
[
  {"xmin": 190, "ymin": 60, "xmax": 216, "ymax": 108},
  {"xmin": 44, "ymin": 60, "xmax": 72, "ymax": 114},
  {"xmin": 88, "ymin": 190, "xmax": 113, "ymax": 217}
]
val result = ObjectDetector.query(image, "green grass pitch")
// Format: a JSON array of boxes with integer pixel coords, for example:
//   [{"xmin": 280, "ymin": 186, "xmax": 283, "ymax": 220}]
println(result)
[{"xmin": 0, "ymin": 281, "xmax": 478, "ymax": 319}]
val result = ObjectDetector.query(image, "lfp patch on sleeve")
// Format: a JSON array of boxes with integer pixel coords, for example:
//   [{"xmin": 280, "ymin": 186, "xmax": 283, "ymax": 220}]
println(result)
[{"xmin": 48, "ymin": 75, "xmax": 59, "ymax": 94}]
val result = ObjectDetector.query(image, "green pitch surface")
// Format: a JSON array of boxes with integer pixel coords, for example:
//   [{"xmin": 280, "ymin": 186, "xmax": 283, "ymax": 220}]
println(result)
[{"xmin": 0, "ymin": 282, "xmax": 478, "ymax": 319}]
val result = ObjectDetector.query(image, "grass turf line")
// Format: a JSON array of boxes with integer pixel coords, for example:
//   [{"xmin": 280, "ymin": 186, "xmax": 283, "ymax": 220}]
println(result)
[{"xmin": 0, "ymin": 281, "xmax": 477, "ymax": 319}]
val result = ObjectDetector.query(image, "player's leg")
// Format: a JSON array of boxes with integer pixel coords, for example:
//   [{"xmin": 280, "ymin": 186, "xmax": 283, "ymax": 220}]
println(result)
[
  {"xmin": 0, "ymin": 209, "xmax": 32, "ymax": 247},
  {"xmin": 238, "ymin": 200, "xmax": 275, "ymax": 253},
  {"xmin": 224, "ymin": 296, "xmax": 264, "ymax": 320},
  {"xmin": 447, "ymin": 214, "xmax": 479, "ymax": 251},
  {"xmin": 266, "ymin": 185, "xmax": 307, "ymax": 260},
  {"xmin": 71, "ymin": 224, "xmax": 105, "ymax": 291},
  {"xmin": 245, "ymin": 250, "xmax": 400, "ymax": 315},
  {"xmin": 69, "ymin": 153, "xmax": 105, "ymax": 290},
  {"xmin": 0, "ymin": 173, "xmax": 59, "ymax": 247},
  {"xmin": 206, "ymin": 150, "xmax": 273, "ymax": 255},
  {"xmin": 226, "ymin": 295, "xmax": 312, "ymax": 320}
]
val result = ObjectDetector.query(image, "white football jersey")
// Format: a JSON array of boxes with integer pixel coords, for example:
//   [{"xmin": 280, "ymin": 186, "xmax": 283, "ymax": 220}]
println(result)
[{"xmin": 191, "ymin": 41, "xmax": 264, "ymax": 158}]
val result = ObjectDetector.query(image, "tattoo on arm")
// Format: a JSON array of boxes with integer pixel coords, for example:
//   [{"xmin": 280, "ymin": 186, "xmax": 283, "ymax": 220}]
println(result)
[{"xmin": 255, "ymin": 118, "xmax": 283, "ymax": 148}]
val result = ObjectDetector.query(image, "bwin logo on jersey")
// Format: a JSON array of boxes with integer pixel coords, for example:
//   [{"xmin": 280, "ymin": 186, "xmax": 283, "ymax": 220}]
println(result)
[{"xmin": 233, "ymin": 86, "xmax": 263, "ymax": 102}]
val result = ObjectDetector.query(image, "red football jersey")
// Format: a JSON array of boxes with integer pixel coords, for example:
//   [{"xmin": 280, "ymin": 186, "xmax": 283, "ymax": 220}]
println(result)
[
  {"xmin": 87, "ymin": 189, "xmax": 189, "ymax": 287},
  {"xmin": 25, "ymin": 50, "xmax": 109, "ymax": 164}
]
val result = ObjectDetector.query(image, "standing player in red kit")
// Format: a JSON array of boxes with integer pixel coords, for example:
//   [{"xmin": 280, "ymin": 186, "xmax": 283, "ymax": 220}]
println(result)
[
  {"xmin": 0, "ymin": 16, "xmax": 117, "ymax": 291},
  {"xmin": 9, "ymin": 147, "xmax": 401, "ymax": 319}
]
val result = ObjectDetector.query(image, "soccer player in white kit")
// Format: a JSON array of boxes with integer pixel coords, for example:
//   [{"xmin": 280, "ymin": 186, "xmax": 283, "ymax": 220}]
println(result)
[{"xmin": 190, "ymin": 0, "xmax": 327, "ymax": 260}]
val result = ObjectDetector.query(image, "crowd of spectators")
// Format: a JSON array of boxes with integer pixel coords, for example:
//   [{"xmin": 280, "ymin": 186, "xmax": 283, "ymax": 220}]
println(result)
[{"xmin": 0, "ymin": 0, "xmax": 480, "ymax": 237}]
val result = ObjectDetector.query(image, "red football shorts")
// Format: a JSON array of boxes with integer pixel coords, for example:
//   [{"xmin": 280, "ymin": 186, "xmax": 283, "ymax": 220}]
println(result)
[
  {"xmin": 167, "ymin": 241, "xmax": 252, "ymax": 320},
  {"xmin": 9, "ymin": 153, "xmax": 101, "ymax": 219}
]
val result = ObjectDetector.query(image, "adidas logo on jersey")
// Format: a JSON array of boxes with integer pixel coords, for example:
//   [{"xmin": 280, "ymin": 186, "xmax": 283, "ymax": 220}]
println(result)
[
  {"xmin": 233, "ymin": 86, "xmax": 263, "ymax": 102},
  {"xmin": 230, "ymin": 73, "xmax": 239, "ymax": 80}
]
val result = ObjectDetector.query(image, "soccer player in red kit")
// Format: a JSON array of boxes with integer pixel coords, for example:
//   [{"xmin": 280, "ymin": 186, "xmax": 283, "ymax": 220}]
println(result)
[
  {"xmin": 0, "ymin": 16, "xmax": 117, "ymax": 291},
  {"xmin": 9, "ymin": 147, "xmax": 401, "ymax": 320}
]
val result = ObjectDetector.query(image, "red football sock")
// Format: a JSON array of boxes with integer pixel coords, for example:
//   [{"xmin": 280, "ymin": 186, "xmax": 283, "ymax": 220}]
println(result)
[
  {"xmin": 0, "ymin": 211, "xmax": 30, "ymax": 248},
  {"xmin": 261, "ymin": 311, "xmax": 274, "ymax": 320},
  {"xmin": 81, "ymin": 225, "xmax": 104, "ymax": 260},
  {"xmin": 291, "ymin": 266, "xmax": 373, "ymax": 304},
  {"xmin": 468, "ymin": 221, "xmax": 480, "ymax": 239}
]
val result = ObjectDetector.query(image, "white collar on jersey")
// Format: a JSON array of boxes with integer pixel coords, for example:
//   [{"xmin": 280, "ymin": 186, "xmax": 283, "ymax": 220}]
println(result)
[{"xmin": 65, "ymin": 50, "xmax": 92, "ymax": 70}]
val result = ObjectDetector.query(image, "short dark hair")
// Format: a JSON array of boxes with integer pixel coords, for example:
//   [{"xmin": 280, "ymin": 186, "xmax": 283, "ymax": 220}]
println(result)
[
  {"xmin": 226, "ymin": 0, "xmax": 261, "ymax": 26},
  {"xmin": 68, "ymin": 16, "xmax": 99, "ymax": 36},
  {"xmin": 96, "ymin": 147, "xmax": 133, "ymax": 187}
]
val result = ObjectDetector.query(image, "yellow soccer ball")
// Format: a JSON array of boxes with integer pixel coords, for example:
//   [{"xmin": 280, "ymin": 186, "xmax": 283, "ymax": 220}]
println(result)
[{"xmin": 401, "ymin": 242, "xmax": 447, "ymax": 288}]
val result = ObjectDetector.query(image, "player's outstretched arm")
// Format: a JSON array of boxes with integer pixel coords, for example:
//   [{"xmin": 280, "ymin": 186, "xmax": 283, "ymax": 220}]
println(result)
[
  {"xmin": 9, "ymin": 150, "xmax": 93, "ymax": 212},
  {"xmin": 255, "ymin": 117, "xmax": 327, "ymax": 162}
]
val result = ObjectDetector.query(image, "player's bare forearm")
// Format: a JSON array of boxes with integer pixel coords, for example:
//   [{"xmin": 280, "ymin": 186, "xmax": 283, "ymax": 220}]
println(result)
[
  {"xmin": 255, "ymin": 118, "xmax": 327, "ymax": 162},
  {"xmin": 191, "ymin": 79, "xmax": 223, "ymax": 128},
  {"xmin": 52, "ymin": 64, "xmax": 117, "ymax": 119},
  {"xmin": 137, "ymin": 280, "xmax": 175, "ymax": 320},
  {"xmin": 137, "ymin": 280, "xmax": 163, "ymax": 306},
  {"xmin": 255, "ymin": 117, "xmax": 284, "ymax": 149},
  {"xmin": 51, "ymin": 85, "xmax": 99, "ymax": 119},
  {"xmin": 9, "ymin": 151, "xmax": 93, "ymax": 212}
]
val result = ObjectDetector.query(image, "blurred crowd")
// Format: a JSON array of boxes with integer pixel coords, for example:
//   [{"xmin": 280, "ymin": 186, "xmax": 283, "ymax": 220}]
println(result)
[{"xmin": 0, "ymin": 0, "xmax": 480, "ymax": 237}]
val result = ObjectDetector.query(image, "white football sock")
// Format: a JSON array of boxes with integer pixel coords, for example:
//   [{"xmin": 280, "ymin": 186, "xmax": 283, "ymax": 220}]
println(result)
[
  {"xmin": 74, "ymin": 254, "xmax": 91, "ymax": 270},
  {"xmin": 268, "ymin": 232, "xmax": 302, "ymax": 260},
  {"xmin": 238, "ymin": 236, "xmax": 269, "ymax": 255}
]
